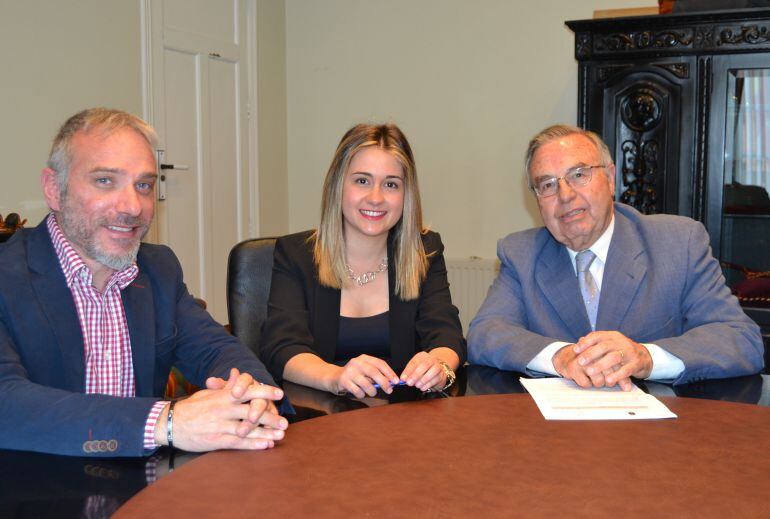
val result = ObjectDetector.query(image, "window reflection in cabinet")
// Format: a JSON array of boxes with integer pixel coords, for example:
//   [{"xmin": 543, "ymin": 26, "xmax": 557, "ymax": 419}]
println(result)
[{"xmin": 722, "ymin": 69, "xmax": 770, "ymax": 287}]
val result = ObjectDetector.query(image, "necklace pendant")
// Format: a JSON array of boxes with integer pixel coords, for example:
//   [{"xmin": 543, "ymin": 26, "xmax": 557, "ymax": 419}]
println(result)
[{"xmin": 346, "ymin": 258, "xmax": 388, "ymax": 287}]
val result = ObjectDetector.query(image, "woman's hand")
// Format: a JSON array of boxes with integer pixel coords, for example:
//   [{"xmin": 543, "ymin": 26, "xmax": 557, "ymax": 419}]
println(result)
[
  {"xmin": 400, "ymin": 351, "xmax": 446, "ymax": 392},
  {"xmin": 333, "ymin": 354, "xmax": 400, "ymax": 399}
]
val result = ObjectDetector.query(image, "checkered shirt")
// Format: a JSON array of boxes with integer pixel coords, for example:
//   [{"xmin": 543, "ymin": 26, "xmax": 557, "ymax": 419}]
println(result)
[{"xmin": 47, "ymin": 214, "xmax": 166, "ymax": 449}]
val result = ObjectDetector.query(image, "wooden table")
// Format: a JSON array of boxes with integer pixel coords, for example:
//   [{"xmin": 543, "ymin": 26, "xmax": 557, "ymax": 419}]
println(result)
[{"xmin": 114, "ymin": 393, "xmax": 770, "ymax": 518}]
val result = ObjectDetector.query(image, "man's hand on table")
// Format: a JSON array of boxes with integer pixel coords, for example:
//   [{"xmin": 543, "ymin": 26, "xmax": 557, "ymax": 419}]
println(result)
[
  {"xmin": 155, "ymin": 368, "xmax": 288, "ymax": 452},
  {"xmin": 552, "ymin": 331, "xmax": 653, "ymax": 391}
]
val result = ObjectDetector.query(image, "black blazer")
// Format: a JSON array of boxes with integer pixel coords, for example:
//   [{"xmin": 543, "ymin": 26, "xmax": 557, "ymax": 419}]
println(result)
[{"xmin": 260, "ymin": 230, "xmax": 466, "ymax": 380}]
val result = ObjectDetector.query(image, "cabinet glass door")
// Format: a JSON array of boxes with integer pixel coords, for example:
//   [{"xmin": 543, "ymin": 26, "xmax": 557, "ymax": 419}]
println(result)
[{"xmin": 721, "ymin": 68, "xmax": 770, "ymax": 289}]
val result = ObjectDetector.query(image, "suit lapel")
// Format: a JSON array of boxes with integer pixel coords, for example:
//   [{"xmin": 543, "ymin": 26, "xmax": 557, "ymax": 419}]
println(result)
[
  {"xmin": 122, "ymin": 268, "xmax": 156, "ymax": 397},
  {"xmin": 535, "ymin": 236, "xmax": 591, "ymax": 339},
  {"xmin": 27, "ymin": 223, "xmax": 86, "ymax": 391},
  {"xmin": 597, "ymin": 211, "xmax": 648, "ymax": 330}
]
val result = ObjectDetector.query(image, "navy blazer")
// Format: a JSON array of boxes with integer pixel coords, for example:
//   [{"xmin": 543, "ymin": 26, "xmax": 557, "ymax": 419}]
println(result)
[
  {"xmin": 467, "ymin": 203, "xmax": 764, "ymax": 384},
  {"xmin": 0, "ymin": 220, "xmax": 277, "ymax": 457},
  {"xmin": 260, "ymin": 230, "xmax": 466, "ymax": 380}
]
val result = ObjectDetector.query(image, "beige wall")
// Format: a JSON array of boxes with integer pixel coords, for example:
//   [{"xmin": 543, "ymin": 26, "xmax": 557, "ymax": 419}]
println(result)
[
  {"xmin": 285, "ymin": 0, "xmax": 657, "ymax": 259},
  {"xmin": 0, "ymin": 0, "xmax": 656, "ymax": 249},
  {"xmin": 256, "ymin": 0, "xmax": 289, "ymax": 236},
  {"xmin": 0, "ymin": 0, "xmax": 143, "ymax": 225},
  {"xmin": 0, "ymin": 0, "xmax": 290, "ymax": 236}
]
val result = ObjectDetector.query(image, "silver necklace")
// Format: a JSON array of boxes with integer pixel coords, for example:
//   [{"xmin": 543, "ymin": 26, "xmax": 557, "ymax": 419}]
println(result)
[{"xmin": 345, "ymin": 258, "xmax": 388, "ymax": 286}]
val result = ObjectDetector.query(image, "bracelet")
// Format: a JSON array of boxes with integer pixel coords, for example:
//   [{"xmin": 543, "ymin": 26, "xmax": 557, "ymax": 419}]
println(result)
[
  {"xmin": 166, "ymin": 400, "xmax": 176, "ymax": 449},
  {"xmin": 437, "ymin": 359, "xmax": 456, "ymax": 391},
  {"xmin": 426, "ymin": 359, "xmax": 456, "ymax": 392}
]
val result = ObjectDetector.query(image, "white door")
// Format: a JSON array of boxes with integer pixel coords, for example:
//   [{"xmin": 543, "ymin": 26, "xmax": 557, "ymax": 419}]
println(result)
[{"xmin": 142, "ymin": 0, "xmax": 256, "ymax": 324}]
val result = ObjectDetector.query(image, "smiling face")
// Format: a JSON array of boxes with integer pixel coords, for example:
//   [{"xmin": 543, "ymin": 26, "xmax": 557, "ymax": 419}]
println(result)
[
  {"xmin": 340, "ymin": 146, "xmax": 405, "ymax": 245},
  {"xmin": 42, "ymin": 127, "xmax": 157, "ymax": 275},
  {"xmin": 529, "ymin": 133, "xmax": 615, "ymax": 251}
]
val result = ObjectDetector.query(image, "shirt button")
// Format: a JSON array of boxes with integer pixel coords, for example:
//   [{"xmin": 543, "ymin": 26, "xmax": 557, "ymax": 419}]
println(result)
[{"xmin": 104, "ymin": 350, "xmax": 111, "ymax": 359}]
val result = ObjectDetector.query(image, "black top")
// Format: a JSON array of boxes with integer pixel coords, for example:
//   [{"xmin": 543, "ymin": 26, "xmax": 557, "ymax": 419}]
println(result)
[
  {"xmin": 260, "ymin": 229, "xmax": 467, "ymax": 380},
  {"xmin": 335, "ymin": 311, "xmax": 390, "ymax": 364}
]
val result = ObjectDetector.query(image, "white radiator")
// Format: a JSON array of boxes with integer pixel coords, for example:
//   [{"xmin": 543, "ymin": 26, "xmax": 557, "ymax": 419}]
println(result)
[{"xmin": 445, "ymin": 257, "xmax": 499, "ymax": 332}]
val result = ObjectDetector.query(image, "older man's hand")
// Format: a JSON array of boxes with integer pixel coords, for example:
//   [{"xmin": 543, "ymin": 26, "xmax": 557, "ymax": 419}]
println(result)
[
  {"xmin": 552, "ymin": 344, "xmax": 598, "ymax": 388},
  {"xmin": 574, "ymin": 331, "xmax": 652, "ymax": 390},
  {"xmin": 552, "ymin": 331, "xmax": 653, "ymax": 391}
]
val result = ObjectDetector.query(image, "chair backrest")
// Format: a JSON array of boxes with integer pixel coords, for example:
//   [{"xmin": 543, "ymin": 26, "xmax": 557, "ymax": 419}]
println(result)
[{"xmin": 226, "ymin": 237, "xmax": 277, "ymax": 355}]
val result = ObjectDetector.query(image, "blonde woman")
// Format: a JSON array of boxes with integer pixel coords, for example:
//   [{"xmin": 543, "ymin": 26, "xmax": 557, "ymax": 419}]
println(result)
[{"xmin": 260, "ymin": 123, "xmax": 465, "ymax": 398}]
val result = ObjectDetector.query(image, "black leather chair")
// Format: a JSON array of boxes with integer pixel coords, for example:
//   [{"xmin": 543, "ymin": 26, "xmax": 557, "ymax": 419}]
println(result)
[{"xmin": 226, "ymin": 237, "xmax": 277, "ymax": 355}]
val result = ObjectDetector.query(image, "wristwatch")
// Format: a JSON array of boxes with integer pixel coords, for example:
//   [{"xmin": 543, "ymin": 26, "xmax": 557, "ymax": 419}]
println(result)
[{"xmin": 434, "ymin": 359, "xmax": 456, "ymax": 391}]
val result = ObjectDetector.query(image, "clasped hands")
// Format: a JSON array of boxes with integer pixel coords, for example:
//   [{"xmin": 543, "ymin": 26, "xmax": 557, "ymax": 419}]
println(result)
[
  {"xmin": 552, "ymin": 331, "xmax": 653, "ymax": 391},
  {"xmin": 333, "ymin": 351, "xmax": 447, "ymax": 399},
  {"xmin": 155, "ymin": 368, "xmax": 288, "ymax": 452}
]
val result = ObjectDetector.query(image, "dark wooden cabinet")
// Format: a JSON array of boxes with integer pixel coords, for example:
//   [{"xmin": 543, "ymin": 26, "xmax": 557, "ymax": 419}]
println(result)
[{"xmin": 567, "ymin": 8, "xmax": 770, "ymax": 352}]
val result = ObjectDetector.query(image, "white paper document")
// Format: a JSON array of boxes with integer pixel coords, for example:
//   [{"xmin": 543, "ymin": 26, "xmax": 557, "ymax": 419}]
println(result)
[{"xmin": 520, "ymin": 377, "xmax": 677, "ymax": 420}]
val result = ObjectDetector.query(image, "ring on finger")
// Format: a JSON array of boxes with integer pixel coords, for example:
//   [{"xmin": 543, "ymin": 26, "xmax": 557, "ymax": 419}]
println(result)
[{"xmin": 616, "ymin": 349, "xmax": 625, "ymax": 365}]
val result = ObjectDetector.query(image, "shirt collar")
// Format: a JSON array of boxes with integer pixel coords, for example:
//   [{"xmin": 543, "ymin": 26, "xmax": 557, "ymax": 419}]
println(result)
[
  {"xmin": 46, "ymin": 212, "xmax": 138, "ymax": 290},
  {"xmin": 565, "ymin": 215, "xmax": 615, "ymax": 266}
]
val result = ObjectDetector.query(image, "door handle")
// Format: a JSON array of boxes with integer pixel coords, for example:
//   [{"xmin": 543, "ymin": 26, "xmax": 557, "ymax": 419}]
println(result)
[{"xmin": 156, "ymin": 150, "xmax": 190, "ymax": 201}]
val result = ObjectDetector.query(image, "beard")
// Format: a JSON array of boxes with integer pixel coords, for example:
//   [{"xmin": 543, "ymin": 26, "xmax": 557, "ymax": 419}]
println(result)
[{"xmin": 57, "ymin": 195, "xmax": 150, "ymax": 272}]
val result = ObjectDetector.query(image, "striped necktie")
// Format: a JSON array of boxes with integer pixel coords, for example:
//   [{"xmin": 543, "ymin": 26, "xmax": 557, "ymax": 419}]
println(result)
[{"xmin": 576, "ymin": 249, "xmax": 599, "ymax": 330}]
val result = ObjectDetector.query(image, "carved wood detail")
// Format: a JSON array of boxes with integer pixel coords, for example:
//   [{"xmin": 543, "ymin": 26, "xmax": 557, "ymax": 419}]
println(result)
[
  {"xmin": 569, "ymin": 13, "xmax": 770, "ymax": 58},
  {"xmin": 596, "ymin": 30, "xmax": 693, "ymax": 53},
  {"xmin": 717, "ymin": 24, "xmax": 770, "ymax": 45},
  {"xmin": 620, "ymin": 139, "xmax": 659, "ymax": 214},
  {"xmin": 653, "ymin": 62, "xmax": 689, "ymax": 79},
  {"xmin": 618, "ymin": 89, "xmax": 664, "ymax": 214},
  {"xmin": 576, "ymin": 32, "xmax": 592, "ymax": 59},
  {"xmin": 597, "ymin": 64, "xmax": 633, "ymax": 82}
]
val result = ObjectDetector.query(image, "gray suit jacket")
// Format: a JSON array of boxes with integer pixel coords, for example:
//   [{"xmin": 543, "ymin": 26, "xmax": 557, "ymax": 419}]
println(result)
[{"xmin": 467, "ymin": 203, "xmax": 764, "ymax": 384}]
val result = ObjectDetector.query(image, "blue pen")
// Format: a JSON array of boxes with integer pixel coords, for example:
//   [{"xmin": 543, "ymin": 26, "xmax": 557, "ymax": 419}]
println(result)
[{"xmin": 373, "ymin": 380, "xmax": 408, "ymax": 390}]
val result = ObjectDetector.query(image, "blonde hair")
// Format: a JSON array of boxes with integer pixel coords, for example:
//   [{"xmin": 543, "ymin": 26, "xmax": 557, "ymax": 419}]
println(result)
[{"xmin": 313, "ymin": 123, "xmax": 427, "ymax": 300}]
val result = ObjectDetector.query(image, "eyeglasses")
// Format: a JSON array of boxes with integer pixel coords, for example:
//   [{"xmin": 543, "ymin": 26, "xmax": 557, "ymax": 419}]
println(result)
[{"xmin": 530, "ymin": 165, "xmax": 605, "ymax": 198}]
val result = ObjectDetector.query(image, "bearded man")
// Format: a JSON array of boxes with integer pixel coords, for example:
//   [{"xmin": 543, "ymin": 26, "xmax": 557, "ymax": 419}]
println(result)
[{"xmin": 0, "ymin": 108, "xmax": 288, "ymax": 456}]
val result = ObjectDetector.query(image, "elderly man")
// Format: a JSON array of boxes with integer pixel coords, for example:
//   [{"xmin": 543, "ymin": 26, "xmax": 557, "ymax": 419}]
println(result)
[
  {"xmin": 0, "ymin": 108, "xmax": 287, "ymax": 456},
  {"xmin": 468, "ymin": 124, "xmax": 764, "ymax": 389}
]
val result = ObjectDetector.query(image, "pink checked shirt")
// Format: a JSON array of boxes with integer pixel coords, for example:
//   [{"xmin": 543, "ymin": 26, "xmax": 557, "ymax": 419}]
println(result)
[{"xmin": 47, "ymin": 214, "xmax": 166, "ymax": 450}]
